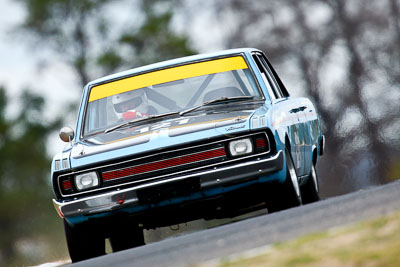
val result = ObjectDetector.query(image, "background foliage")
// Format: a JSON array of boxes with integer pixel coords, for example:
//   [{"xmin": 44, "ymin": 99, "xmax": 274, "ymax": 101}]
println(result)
[
  {"xmin": 213, "ymin": 0, "xmax": 400, "ymax": 195},
  {"xmin": 0, "ymin": 87, "xmax": 62, "ymax": 264},
  {"xmin": 1, "ymin": 0, "xmax": 399, "ymax": 265}
]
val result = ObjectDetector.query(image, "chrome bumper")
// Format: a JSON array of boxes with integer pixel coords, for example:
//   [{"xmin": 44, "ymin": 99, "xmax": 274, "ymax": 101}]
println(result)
[{"xmin": 53, "ymin": 150, "xmax": 284, "ymax": 218}]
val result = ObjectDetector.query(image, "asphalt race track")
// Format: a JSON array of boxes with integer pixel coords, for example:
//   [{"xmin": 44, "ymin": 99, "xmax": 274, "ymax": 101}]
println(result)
[{"xmin": 71, "ymin": 179, "xmax": 400, "ymax": 267}]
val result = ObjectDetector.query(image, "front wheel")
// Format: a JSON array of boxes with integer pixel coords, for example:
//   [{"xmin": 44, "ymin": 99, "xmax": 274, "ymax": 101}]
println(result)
[
  {"xmin": 63, "ymin": 219, "xmax": 105, "ymax": 262},
  {"xmin": 268, "ymin": 148, "xmax": 302, "ymax": 212},
  {"xmin": 300, "ymin": 163, "xmax": 320, "ymax": 204}
]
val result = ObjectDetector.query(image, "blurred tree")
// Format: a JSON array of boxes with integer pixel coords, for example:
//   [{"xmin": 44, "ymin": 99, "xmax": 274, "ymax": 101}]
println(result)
[
  {"xmin": 118, "ymin": 0, "xmax": 195, "ymax": 68},
  {"xmin": 19, "ymin": 0, "xmax": 112, "ymax": 87},
  {"xmin": 19, "ymin": 0, "xmax": 196, "ymax": 89},
  {"xmin": 0, "ymin": 87, "xmax": 62, "ymax": 265},
  {"xmin": 193, "ymin": 0, "xmax": 400, "ymax": 195}
]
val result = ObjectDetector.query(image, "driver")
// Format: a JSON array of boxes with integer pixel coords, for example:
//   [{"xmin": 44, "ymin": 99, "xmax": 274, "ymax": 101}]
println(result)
[{"xmin": 112, "ymin": 89, "xmax": 149, "ymax": 121}]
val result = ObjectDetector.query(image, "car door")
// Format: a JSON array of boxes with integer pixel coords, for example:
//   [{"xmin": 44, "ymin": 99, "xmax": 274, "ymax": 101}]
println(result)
[
  {"xmin": 299, "ymin": 99, "xmax": 319, "ymax": 176},
  {"xmin": 288, "ymin": 99, "xmax": 309, "ymax": 176},
  {"xmin": 252, "ymin": 52, "xmax": 307, "ymax": 176}
]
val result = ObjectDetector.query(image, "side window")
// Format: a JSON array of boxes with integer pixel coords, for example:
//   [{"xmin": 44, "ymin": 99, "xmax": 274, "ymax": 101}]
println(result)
[
  {"xmin": 252, "ymin": 55, "xmax": 278, "ymax": 100},
  {"xmin": 258, "ymin": 55, "xmax": 283, "ymax": 98},
  {"xmin": 259, "ymin": 53, "xmax": 290, "ymax": 97},
  {"xmin": 261, "ymin": 72, "xmax": 277, "ymax": 100},
  {"xmin": 252, "ymin": 53, "xmax": 289, "ymax": 100}
]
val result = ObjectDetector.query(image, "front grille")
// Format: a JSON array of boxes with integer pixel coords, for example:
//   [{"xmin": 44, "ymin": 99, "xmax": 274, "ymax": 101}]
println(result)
[
  {"xmin": 58, "ymin": 132, "xmax": 270, "ymax": 197},
  {"xmin": 102, "ymin": 146, "xmax": 227, "ymax": 184}
]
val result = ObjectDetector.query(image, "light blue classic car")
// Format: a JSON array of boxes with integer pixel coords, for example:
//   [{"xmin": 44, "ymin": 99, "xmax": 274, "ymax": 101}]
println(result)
[{"xmin": 51, "ymin": 48, "xmax": 325, "ymax": 262}]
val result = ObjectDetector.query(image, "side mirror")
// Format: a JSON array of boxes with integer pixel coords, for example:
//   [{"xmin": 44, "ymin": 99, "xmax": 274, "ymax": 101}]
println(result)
[{"xmin": 59, "ymin": 126, "xmax": 75, "ymax": 143}]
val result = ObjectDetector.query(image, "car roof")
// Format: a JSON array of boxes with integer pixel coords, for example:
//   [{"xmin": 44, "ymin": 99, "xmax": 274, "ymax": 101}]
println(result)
[{"xmin": 87, "ymin": 48, "xmax": 261, "ymax": 87}]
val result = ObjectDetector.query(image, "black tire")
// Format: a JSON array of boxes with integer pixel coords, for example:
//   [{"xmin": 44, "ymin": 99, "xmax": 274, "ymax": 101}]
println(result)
[
  {"xmin": 268, "ymin": 147, "xmax": 302, "ymax": 212},
  {"xmin": 109, "ymin": 221, "xmax": 145, "ymax": 252},
  {"xmin": 301, "ymin": 163, "xmax": 320, "ymax": 204},
  {"xmin": 63, "ymin": 219, "xmax": 105, "ymax": 262}
]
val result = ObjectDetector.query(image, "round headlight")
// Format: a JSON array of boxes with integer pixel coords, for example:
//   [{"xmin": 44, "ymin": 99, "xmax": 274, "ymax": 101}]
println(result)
[
  {"xmin": 75, "ymin": 171, "xmax": 99, "ymax": 191},
  {"xmin": 229, "ymin": 138, "xmax": 253, "ymax": 156}
]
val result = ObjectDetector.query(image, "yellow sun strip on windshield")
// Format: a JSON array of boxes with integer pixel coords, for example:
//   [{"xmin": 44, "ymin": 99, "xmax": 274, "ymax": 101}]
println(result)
[{"xmin": 88, "ymin": 56, "xmax": 248, "ymax": 102}]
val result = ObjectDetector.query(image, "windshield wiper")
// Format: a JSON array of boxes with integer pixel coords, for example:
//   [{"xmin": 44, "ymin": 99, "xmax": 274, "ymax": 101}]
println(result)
[
  {"xmin": 105, "ymin": 111, "xmax": 179, "ymax": 134},
  {"xmin": 105, "ymin": 96, "xmax": 254, "ymax": 134},
  {"xmin": 179, "ymin": 96, "xmax": 254, "ymax": 116}
]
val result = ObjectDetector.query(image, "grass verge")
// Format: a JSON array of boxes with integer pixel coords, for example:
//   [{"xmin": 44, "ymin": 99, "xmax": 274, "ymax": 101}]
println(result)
[{"xmin": 200, "ymin": 211, "xmax": 400, "ymax": 267}]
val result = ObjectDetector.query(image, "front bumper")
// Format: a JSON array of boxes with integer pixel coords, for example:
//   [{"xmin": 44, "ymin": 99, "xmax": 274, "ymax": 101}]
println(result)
[{"xmin": 53, "ymin": 150, "xmax": 284, "ymax": 219}]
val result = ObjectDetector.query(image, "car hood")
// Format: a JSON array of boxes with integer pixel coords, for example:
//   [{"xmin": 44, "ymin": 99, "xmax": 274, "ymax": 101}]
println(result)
[{"xmin": 69, "ymin": 104, "xmax": 267, "ymax": 168}]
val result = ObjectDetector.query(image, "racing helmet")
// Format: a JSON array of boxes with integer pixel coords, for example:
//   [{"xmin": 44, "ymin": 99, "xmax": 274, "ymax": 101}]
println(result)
[{"xmin": 112, "ymin": 89, "xmax": 148, "ymax": 120}]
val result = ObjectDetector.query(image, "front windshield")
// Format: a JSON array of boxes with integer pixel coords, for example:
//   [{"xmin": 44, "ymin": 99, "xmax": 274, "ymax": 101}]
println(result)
[{"xmin": 83, "ymin": 56, "xmax": 262, "ymax": 137}]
